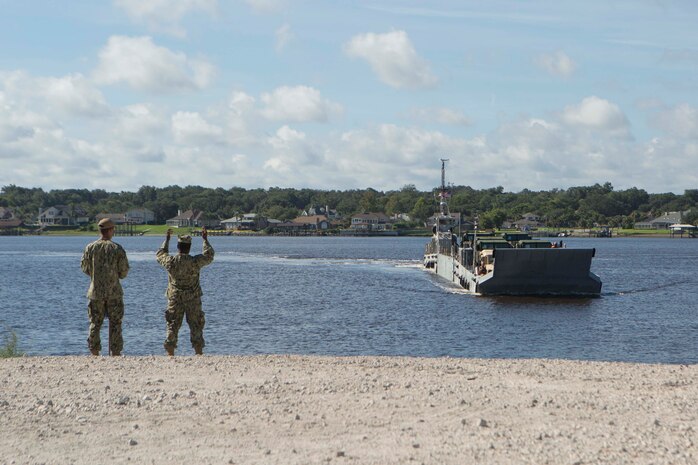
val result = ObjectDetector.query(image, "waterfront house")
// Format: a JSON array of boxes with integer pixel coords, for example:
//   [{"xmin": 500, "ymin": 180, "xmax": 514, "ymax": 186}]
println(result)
[
  {"xmin": 0, "ymin": 207, "xmax": 15, "ymax": 220},
  {"xmin": 125, "ymin": 208, "xmax": 156, "ymax": 224},
  {"xmin": 634, "ymin": 211, "xmax": 688, "ymax": 230},
  {"xmin": 0, "ymin": 218, "xmax": 23, "ymax": 234},
  {"xmin": 303, "ymin": 205, "xmax": 340, "ymax": 220},
  {"xmin": 220, "ymin": 213, "xmax": 269, "ymax": 231},
  {"xmin": 291, "ymin": 215, "xmax": 330, "ymax": 230},
  {"xmin": 38, "ymin": 205, "xmax": 89, "ymax": 226},
  {"xmin": 350, "ymin": 212, "xmax": 391, "ymax": 231},
  {"xmin": 166, "ymin": 209, "xmax": 218, "ymax": 228},
  {"xmin": 272, "ymin": 221, "xmax": 307, "ymax": 234}
]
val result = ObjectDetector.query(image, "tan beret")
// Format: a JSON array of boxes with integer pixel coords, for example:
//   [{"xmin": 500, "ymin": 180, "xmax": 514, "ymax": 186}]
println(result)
[
  {"xmin": 98, "ymin": 218, "xmax": 115, "ymax": 230},
  {"xmin": 177, "ymin": 234, "xmax": 192, "ymax": 244}
]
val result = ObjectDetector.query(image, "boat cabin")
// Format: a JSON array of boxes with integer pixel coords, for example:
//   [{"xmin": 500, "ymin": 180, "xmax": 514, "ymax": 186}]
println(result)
[
  {"xmin": 475, "ymin": 239, "xmax": 512, "ymax": 251},
  {"xmin": 501, "ymin": 232, "xmax": 532, "ymax": 242},
  {"xmin": 517, "ymin": 240, "xmax": 554, "ymax": 249}
]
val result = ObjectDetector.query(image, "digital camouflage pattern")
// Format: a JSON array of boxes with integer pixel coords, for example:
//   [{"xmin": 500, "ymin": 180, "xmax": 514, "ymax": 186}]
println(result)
[
  {"xmin": 87, "ymin": 299, "xmax": 124, "ymax": 354},
  {"xmin": 81, "ymin": 239, "xmax": 129, "ymax": 299},
  {"xmin": 81, "ymin": 238, "xmax": 129, "ymax": 354},
  {"xmin": 164, "ymin": 294, "xmax": 205, "ymax": 350},
  {"xmin": 157, "ymin": 237, "xmax": 214, "ymax": 350}
]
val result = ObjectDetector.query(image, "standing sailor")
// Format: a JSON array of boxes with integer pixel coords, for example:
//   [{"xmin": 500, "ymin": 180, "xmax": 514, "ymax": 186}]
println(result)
[
  {"xmin": 81, "ymin": 218, "xmax": 129, "ymax": 356},
  {"xmin": 156, "ymin": 227, "xmax": 214, "ymax": 356}
]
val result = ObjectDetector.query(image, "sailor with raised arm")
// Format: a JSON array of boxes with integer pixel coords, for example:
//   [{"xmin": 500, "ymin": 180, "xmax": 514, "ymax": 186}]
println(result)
[{"xmin": 156, "ymin": 227, "xmax": 214, "ymax": 356}]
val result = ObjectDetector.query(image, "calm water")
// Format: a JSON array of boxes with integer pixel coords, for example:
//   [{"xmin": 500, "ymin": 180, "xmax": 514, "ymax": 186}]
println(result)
[{"xmin": 0, "ymin": 235, "xmax": 696, "ymax": 363}]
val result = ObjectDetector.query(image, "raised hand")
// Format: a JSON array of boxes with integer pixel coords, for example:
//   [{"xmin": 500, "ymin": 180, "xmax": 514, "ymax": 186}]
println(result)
[
  {"xmin": 166, "ymin": 228, "xmax": 172, "ymax": 240},
  {"xmin": 202, "ymin": 226, "xmax": 208, "ymax": 241}
]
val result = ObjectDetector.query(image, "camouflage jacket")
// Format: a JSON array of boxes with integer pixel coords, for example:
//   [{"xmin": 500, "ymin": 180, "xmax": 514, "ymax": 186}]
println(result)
[
  {"xmin": 81, "ymin": 239, "xmax": 129, "ymax": 300},
  {"xmin": 156, "ymin": 238, "xmax": 214, "ymax": 299}
]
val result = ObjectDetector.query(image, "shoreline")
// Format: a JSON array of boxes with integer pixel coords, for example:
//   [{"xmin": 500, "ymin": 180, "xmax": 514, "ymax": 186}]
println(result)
[
  {"xmin": 1, "ymin": 355, "xmax": 695, "ymax": 464},
  {"xmin": 0, "ymin": 232, "xmax": 687, "ymax": 238}
]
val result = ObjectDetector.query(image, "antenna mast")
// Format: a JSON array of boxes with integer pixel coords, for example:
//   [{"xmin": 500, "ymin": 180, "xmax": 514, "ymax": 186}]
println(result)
[{"xmin": 439, "ymin": 158, "xmax": 450, "ymax": 217}]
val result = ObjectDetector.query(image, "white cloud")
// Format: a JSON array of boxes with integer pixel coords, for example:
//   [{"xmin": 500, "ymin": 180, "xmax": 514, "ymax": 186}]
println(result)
[
  {"xmin": 264, "ymin": 125, "xmax": 321, "ymax": 171},
  {"xmin": 114, "ymin": 0, "xmax": 218, "ymax": 37},
  {"xmin": 561, "ymin": 96, "xmax": 630, "ymax": 136},
  {"xmin": 39, "ymin": 74, "xmax": 109, "ymax": 117},
  {"xmin": 171, "ymin": 111, "xmax": 224, "ymax": 144},
  {"xmin": 408, "ymin": 107, "xmax": 472, "ymax": 126},
  {"xmin": 110, "ymin": 104, "xmax": 169, "ymax": 160},
  {"xmin": 275, "ymin": 23, "xmax": 293, "ymax": 52},
  {"xmin": 1, "ymin": 71, "xmax": 109, "ymax": 118},
  {"xmin": 535, "ymin": 51, "xmax": 576, "ymax": 78},
  {"xmin": 344, "ymin": 30, "xmax": 437, "ymax": 89},
  {"xmin": 651, "ymin": 103, "xmax": 698, "ymax": 139},
  {"xmin": 260, "ymin": 85, "xmax": 342, "ymax": 122},
  {"xmin": 93, "ymin": 36, "xmax": 215, "ymax": 92}
]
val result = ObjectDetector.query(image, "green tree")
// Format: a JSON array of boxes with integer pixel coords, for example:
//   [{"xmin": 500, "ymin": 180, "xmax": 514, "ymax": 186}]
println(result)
[{"xmin": 410, "ymin": 198, "xmax": 431, "ymax": 225}]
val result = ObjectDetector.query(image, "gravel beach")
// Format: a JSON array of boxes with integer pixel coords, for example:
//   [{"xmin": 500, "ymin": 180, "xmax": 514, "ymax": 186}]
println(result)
[{"xmin": 1, "ymin": 355, "xmax": 695, "ymax": 464}]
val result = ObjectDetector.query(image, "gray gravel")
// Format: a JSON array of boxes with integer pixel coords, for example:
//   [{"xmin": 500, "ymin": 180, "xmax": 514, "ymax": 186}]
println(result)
[{"xmin": 0, "ymin": 355, "xmax": 695, "ymax": 464}]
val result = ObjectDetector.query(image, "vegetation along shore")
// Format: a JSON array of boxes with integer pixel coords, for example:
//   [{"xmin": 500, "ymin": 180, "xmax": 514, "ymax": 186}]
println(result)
[{"xmin": 2, "ymin": 184, "xmax": 697, "ymax": 237}]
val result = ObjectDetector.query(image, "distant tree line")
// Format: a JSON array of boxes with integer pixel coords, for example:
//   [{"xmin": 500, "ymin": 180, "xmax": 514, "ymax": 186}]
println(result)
[{"xmin": 1, "ymin": 183, "xmax": 697, "ymax": 228}]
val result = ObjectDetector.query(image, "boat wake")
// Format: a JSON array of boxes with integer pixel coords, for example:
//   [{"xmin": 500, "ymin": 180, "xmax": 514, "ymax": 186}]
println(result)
[{"xmin": 603, "ymin": 278, "xmax": 696, "ymax": 297}]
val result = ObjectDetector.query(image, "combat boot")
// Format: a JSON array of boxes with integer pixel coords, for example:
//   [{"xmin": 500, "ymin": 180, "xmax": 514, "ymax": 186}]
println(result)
[
  {"xmin": 194, "ymin": 344, "xmax": 203, "ymax": 355},
  {"xmin": 111, "ymin": 350, "xmax": 121, "ymax": 356},
  {"xmin": 90, "ymin": 348, "xmax": 99, "ymax": 356},
  {"xmin": 165, "ymin": 346, "xmax": 175, "ymax": 356}
]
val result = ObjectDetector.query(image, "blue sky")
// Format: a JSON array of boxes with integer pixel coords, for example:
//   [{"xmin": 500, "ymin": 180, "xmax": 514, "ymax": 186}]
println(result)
[{"xmin": 1, "ymin": 0, "xmax": 697, "ymax": 193}]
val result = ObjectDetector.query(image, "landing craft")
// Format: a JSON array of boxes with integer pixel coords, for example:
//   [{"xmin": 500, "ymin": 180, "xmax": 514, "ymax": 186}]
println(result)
[{"xmin": 423, "ymin": 160, "xmax": 602, "ymax": 296}]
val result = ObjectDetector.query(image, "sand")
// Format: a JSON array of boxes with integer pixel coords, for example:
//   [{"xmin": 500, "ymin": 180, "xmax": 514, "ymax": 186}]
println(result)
[{"xmin": 0, "ymin": 355, "xmax": 695, "ymax": 464}]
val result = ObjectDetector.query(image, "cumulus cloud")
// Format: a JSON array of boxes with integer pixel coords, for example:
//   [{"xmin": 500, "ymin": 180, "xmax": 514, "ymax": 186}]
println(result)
[
  {"xmin": 260, "ymin": 85, "xmax": 342, "ymax": 122},
  {"xmin": 275, "ymin": 23, "xmax": 293, "ymax": 52},
  {"xmin": 344, "ymin": 30, "xmax": 437, "ymax": 89},
  {"xmin": 172, "ymin": 111, "xmax": 224, "ymax": 144},
  {"xmin": 561, "ymin": 96, "xmax": 630, "ymax": 137},
  {"xmin": 651, "ymin": 103, "xmax": 698, "ymax": 139},
  {"xmin": 408, "ymin": 107, "xmax": 472, "ymax": 126},
  {"xmin": 93, "ymin": 36, "xmax": 215, "ymax": 92},
  {"xmin": 1, "ymin": 71, "xmax": 109, "ymax": 118},
  {"xmin": 535, "ymin": 51, "xmax": 576, "ymax": 78},
  {"xmin": 114, "ymin": 0, "xmax": 218, "ymax": 37}
]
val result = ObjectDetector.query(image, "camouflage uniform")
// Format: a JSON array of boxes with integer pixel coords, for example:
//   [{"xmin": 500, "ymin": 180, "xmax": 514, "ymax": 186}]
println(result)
[
  {"xmin": 80, "ymin": 239, "xmax": 129, "ymax": 354},
  {"xmin": 156, "ymin": 236, "xmax": 214, "ymax": 352}
]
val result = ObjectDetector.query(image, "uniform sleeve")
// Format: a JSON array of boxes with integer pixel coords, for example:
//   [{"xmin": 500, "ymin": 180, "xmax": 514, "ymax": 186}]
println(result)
[
  {"xmin": 80, "ymin": 246, "xmax": 92, "ymax": 276},
  {"xmin": 118, "ymin": 246, "xmax": 129, "ymax": 280},
  {"xmin": 194, "ymin": 239, "xmax": 214, "ymax": 268},
  {"xmin": 156, "ymin": 238, "xmax": 172, "ymax": 269}
]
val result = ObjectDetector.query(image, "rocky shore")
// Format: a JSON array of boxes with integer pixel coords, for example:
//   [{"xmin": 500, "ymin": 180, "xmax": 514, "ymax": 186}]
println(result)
[{"xmin": 1, "ymin": 355, "xmax": 695, "ymax": 464}]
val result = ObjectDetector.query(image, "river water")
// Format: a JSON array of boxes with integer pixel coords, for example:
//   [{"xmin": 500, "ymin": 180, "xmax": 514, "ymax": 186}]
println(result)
[{"xmin": 0, "ymin": 235, "xmax": 696, "ymax": 363}]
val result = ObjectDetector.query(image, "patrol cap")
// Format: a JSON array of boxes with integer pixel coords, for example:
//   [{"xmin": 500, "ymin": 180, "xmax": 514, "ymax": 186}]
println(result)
[
  {"xmin": 98, "ymin": 218, "xmax": 115, "ymax": 230},
  {"xmin": 177, "ymin": 234, "xmax": 192, "ymax": 244}
]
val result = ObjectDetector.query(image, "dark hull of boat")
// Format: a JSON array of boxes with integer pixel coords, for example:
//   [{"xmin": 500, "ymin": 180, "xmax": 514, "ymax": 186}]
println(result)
[{"xmin": 476, "ymin": 248, "xmax": 601, "ymax": 296}]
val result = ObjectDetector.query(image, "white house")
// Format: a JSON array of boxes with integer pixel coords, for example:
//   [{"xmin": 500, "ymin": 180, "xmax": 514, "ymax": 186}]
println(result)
[
  {"xmin": 125, "ymin": 208, "xmax": 156, "ymax": 224},
  {"xmin": 38, "ymin": 205, "xmax": 89, "ymax": 226},
  {"xmin": 350, "ymin": 213, "xmax": 391, "ymax": 231},
  {"xmin": 220, "ymin": 213, "xmax": 269, "ymax": 231}
]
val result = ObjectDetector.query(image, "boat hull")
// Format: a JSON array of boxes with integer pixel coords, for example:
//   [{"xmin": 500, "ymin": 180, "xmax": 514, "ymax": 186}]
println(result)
[{"xmin": 426, "ymin": 248, "xmax": 602, "ymax": 296}]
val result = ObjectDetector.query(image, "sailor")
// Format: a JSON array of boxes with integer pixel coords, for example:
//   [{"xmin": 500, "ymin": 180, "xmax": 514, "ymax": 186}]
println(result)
[
  {"xmin": 157, "ymin": 227, "xmax": 214, "ymax": 356},
  {"xmin": 80, "ymin": 218, "xmax": 129, "ymax": 356}
]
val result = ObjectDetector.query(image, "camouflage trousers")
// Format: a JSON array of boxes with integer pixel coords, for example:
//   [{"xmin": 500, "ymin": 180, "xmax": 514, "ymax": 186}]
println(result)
[
  {"xmin": 87, "ymin": 298, "xmax": 124, "ymax": 354},
  {"xmin": 164, "ymin": 294, "xmax": 205, "ymax": 351}
]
